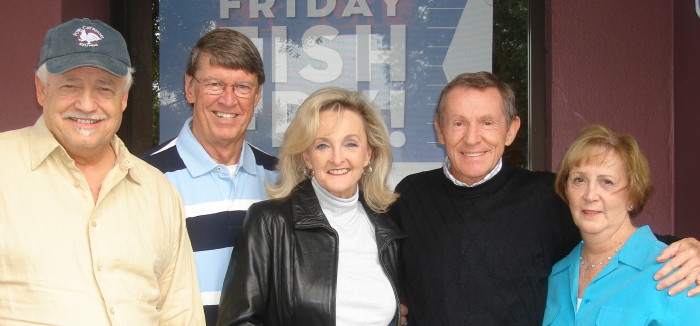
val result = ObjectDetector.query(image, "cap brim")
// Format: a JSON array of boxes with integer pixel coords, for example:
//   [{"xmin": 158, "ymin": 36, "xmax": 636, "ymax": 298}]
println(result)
[{"xmin": 45, "ymin": 52, "xmax": 129, "ymax": 77}]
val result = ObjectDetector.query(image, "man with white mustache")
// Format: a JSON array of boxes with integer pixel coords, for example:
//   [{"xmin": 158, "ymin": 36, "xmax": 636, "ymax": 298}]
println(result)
[
  {"xmin": 141, "ymin": 28, "xmax": 277, "ymax": 326},
  {"xmin": 0, "ymin": 19, "xmax": 204, "ymax": 325}
]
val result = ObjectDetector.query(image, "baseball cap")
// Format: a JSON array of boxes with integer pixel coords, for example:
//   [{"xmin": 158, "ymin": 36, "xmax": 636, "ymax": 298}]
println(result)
[{"xmin": 38, "ymin": 18, "xmax": 131, "ymax": 77}]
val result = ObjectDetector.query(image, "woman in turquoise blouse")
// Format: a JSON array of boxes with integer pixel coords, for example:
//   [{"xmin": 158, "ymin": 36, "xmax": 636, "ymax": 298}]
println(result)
[{"xmin": 543, "ymin": 124, "xmax": 700, "ymax": 325}]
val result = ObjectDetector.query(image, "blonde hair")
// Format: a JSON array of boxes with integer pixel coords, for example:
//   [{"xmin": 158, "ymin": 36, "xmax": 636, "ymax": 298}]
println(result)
[
  {"xmin": 555, "ymin": 124, "xmax": 652, "ymax": 217},
  {"xmin": 267, "ymin": 87, "xmax": 398, "ymax": 212}
]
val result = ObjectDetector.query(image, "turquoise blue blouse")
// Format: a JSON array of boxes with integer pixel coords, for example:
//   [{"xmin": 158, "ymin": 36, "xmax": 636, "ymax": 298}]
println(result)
[{"xmin": 544, "ymin": 226, "xmax": 700, "ymax": 325}]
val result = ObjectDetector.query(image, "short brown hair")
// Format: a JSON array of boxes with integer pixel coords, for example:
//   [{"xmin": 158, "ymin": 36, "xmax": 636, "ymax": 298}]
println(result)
[
  {"xmin": 186, "ymin": 28, "xmax": 265, "ymax": 85},
  {"xmin": 555, "ymin": 124, "xmax": 652, "ymax": 217},
  {"xmin": 435, "ymin": 71, "xmax": 517, "ymax": 128}
]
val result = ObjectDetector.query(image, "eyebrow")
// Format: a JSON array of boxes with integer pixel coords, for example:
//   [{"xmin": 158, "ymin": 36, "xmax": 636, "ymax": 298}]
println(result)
[
  {"xmin": 448, "ymin": 114, "xmax": 500, "ymax": 121},
  {"xmin": 570, "ymin": 171, "xmax": 617, "ymax": 180},
  {"xmin": 94, "ymin": 78, "xmax": 118, "ymax": 86},
  {"xmin": 57, "ymin": 75, "xmax": 118, "ymax": 86},
  {"xmin": 314, "ymin": 134, "xmax": 362, "ymax": 142},
  {"xmin": 57, "ymin": 75, "xmax": 81, "ymax": 83},
  {"xmin": 200, "ymin": 77, "xmax": 256, "ymax": 84}
]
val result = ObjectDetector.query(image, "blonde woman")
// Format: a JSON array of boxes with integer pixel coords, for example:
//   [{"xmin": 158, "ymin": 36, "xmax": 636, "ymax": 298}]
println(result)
[{"xmin": 217, "ymin": 87, "xmax": 405, "ymax": 326}]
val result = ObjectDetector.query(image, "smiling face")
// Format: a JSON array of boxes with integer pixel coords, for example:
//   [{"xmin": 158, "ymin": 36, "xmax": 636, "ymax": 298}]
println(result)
[
  {"xmin": 185, "ymin": 52, "xmax": 261, "ymax": 159},
  {"xmin": 302, "ymin": 109, "xmax": 372, "ymax": 199},
  {"xmin": 36, "ymin": 66, "xmax": 128, "ymax": 158},
  {"xmin": 566, "ymin": 150, "xmax": 633, "ymax": 238},
  {"xmin": 435, "ymin": 86, "xmax": 520, "ymax": 185}
]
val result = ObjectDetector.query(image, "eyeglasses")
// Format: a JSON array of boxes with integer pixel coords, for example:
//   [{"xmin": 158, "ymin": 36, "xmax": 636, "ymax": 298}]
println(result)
[{"xmin": 191, "ymin": 75, "xmax": 258, "ymax": 98}]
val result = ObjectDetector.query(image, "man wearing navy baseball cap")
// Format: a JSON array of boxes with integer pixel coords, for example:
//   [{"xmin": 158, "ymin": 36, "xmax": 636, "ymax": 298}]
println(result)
[{"xmin": 0, "ymin": 18, "xmax": 205, "ymax": 325}]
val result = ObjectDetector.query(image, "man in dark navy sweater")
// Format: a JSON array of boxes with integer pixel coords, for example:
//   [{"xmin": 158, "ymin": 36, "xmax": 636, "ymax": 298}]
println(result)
[{"xmin": 390, "ymin": 72, "xmax": 700, "ymax": 325}]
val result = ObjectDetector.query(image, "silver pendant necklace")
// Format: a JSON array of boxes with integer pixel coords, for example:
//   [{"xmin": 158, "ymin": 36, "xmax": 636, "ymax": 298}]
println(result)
[{"xmin": 579, "ymin": 248, "xmax": 620, "ymax": 270}]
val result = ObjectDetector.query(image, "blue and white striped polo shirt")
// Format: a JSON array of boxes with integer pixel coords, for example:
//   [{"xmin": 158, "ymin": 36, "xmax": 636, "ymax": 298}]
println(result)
[{"xmin": 142, "ymin": 117, "xmax": 277, "ymax": 324}]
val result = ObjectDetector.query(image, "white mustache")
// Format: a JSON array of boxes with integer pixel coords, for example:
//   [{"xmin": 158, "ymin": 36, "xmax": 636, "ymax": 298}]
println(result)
[{"xmin": 61, "ymin": 113, "xmax": 108, "ymax": 121}]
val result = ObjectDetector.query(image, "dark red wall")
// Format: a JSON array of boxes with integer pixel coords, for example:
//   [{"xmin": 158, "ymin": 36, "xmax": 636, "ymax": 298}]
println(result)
[
  {"xmin": 673, "ymin": 2, "xmax": 700, "ymax": 238},
  {"xmin": 0, "ymin": 0, "xmax": 108, "ymax": 132},
  {"xmin": 548, "ymin": 0, "xmax": 699, "ymax": 237}
]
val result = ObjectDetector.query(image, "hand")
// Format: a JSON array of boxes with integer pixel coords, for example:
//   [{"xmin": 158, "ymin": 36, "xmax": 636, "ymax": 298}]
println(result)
[
  {"xmin": 654, "ymin": 237, "xmax": 700, "ymax": 296},
  {"xmin": 400, "ymin": 304, "xmax": 408, "ymax": 326}
]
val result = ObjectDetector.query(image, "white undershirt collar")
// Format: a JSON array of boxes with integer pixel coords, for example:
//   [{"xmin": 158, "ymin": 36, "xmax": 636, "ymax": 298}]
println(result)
[{"xmin": 442, "ymin": 157, "xmax": 503, "ymax": 187}]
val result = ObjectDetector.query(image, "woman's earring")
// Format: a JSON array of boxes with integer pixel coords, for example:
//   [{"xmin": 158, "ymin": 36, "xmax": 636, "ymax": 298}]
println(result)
[
  {"xmin": 303, "ymin": 167, "xmax": 314, "ymax": 178},
  {"xmin": 362, "ymin": 164, "xmax": 373, "ymax": 176}
]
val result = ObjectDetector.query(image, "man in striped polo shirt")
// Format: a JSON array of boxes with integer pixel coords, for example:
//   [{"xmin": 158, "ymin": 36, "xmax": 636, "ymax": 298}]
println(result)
[{"xmin": 142, "ymin": 29, "xmax": 277, "ymax": 325}]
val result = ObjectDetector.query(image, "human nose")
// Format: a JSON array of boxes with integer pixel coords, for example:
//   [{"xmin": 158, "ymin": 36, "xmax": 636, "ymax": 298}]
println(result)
[
  {"xmin": 330, "ymin": 148, "xmax": 344, "ymax": 165},
  {"xmin": 217, "ymin": 85, "xmax": 240, "ymax": 106},
  {"xmin": 463, "ymin": 125, "xmax": 480, "ymax": 144},
  {"xmin": 583, "ymin": 182, "xmax": 599, "ymax": 202},
  {"xmin": 74, "ymin": 88, "xmax": 98, "ymax": 112}
]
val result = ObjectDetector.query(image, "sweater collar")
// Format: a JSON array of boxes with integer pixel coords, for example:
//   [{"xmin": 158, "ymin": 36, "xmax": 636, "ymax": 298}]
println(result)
[{"xmin": 311, "ymin": 176, "xmax": 359, "ymax": 222}]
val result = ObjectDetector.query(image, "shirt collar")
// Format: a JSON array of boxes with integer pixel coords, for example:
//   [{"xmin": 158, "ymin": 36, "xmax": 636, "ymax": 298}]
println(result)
[
  {"xmin": 28, "ymin": 115, "xmax": 141, "ymax": 184},
  {"xmin": 29, "ymin": 116, "xmax": 63, "ymax": 170},
  {"xmin": 176, "ymin": 117, "xmax": 255, "ymax": 177},
  {"xmin": 616, "ymin": 225, "xmax": 657, "ymax": 271},
  {"xmin": 442, "ymin": 156, "xmax": 502, "ymax": 187},
  {"xmin": 553, "ymin": 225, "xmax": 658, "ymax": 276}
]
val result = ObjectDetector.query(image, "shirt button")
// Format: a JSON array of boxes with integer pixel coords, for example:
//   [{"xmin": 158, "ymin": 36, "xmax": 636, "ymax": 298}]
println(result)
[
  {"xmin": 74, "ymin": 180, "xmax": 80, "ymax": 187},
  {"xmin": 216, "ymin": 166, "xmax": 223, "ymax": 172},
  {"xmin": 97, "ymin": 265, "xmax": 103, "ymax": 271},
  {"xmin": 110, "ymin": 307, "xmax": 115, "ymax": 314},
  {"xmin": 91, "ymin": 221, "xmax": 97, "ymax": 227}
]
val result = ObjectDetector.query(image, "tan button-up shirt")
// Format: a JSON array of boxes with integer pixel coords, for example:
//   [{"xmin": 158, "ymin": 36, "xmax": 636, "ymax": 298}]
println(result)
[{"xmin": 0, "ymin": 117, "xmax": 205, "ymax": 325}]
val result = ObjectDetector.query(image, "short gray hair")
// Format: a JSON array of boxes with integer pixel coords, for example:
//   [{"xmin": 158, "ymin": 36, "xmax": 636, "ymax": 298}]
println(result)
[{"xmin": 36, "ymin": 63, "xmax": 135, "ymax": 91}]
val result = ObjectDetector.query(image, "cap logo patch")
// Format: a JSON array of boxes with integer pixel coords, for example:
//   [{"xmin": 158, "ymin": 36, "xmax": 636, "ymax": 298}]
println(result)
[{"xmin": 73, "ymin": 26, "xmax": 104, "ymax": 47}]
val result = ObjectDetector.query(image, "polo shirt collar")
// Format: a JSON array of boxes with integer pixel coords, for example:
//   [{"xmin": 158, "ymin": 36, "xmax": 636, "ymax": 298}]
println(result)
[{"xmin": 176, "ymin": 117, "xmax": 256, "ymax": 177}]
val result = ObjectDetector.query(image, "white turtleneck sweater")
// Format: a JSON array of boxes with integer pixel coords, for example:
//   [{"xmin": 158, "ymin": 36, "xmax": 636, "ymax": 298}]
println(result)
[{"xmin": 311, "ymin": 178, "xmax": 396, "ymax": 326}]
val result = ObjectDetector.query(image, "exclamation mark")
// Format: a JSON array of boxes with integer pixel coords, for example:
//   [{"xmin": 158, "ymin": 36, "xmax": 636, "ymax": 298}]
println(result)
[{"xmin": 389, "ymin": 90, "xmax": 406, "ymax": 148}]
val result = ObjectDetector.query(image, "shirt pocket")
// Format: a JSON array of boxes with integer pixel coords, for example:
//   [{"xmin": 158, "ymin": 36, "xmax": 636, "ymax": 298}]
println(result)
[
  {"xmin": 596, "ymin": 306, "xmax": 648, "ymax": 325},
  {"xmin": 542, "ymin": 306, "xmax": 560, "ymax": 325}
]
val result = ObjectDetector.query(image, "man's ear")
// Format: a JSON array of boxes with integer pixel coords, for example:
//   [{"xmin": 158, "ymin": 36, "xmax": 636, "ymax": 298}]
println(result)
[
  {"xmin": 35, "ymin": 74, "xmax": 46, "ymax": 107},
  {"xmin": 120, "ymin": 90, "xmax": 129, "ymax": 112},
  {"xmin": 434, "ymin": 116, "xmax": 445, "ymax": 145},
  {"xmin": 505, "ymin": 116, "xmax": 521, "ymax": 146},
  {"xmin": 184, "ymin": 74, "xmax": 195, "ymax": 104},
  {"xmin": 253, "ymin": 85, "xmax": 263, "ymax": 108}
]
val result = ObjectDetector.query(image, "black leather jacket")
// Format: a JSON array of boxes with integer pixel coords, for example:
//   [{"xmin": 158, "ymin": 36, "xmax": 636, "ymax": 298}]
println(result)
[{"xmin": 217, "ymin": 179, "xmax": 406, "ymax": 326}]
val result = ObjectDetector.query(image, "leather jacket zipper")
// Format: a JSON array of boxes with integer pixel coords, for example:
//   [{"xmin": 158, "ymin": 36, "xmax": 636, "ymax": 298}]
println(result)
[{"xmin": 380, "ymin": 237, "xmax": 402, "ymax": 326}]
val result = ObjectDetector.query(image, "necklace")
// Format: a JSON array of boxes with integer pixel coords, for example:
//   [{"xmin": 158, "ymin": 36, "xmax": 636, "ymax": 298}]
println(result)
[{"xmin": 579, "ymin": 248, "xmax": 620, "ymax": 270}]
